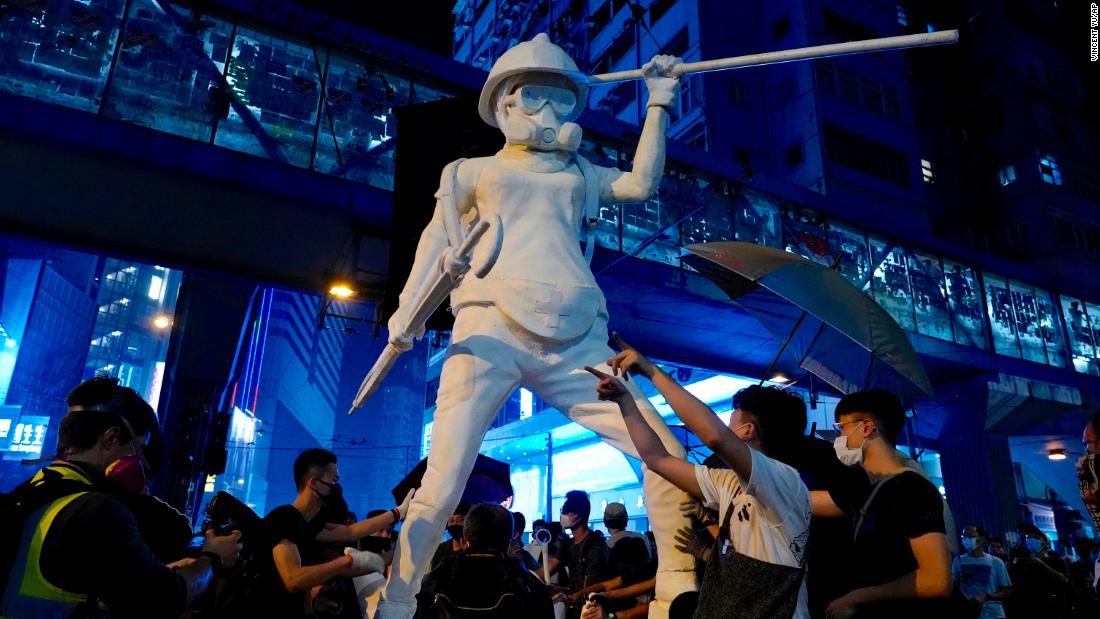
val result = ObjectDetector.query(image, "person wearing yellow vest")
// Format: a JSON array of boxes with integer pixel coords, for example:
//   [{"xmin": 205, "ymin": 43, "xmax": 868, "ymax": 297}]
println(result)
[{"xmin": 1, "ymin": 376, "xmax": 241, "ymax": 619}]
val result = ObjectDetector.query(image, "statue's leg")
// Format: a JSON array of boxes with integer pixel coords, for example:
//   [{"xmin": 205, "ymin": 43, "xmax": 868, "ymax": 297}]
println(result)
[
  {"xmin": 530, "ymin": 326, "xmax": 697, "ymax": 619},
  {"xmin": 378, "ymin": 306, "xmax": 521, "ymax": 619}
]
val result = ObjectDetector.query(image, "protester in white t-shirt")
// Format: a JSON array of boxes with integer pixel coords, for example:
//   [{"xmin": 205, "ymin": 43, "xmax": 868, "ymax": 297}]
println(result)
[
  {"xmin": 952, "ymin": 525, "xmax": 1012, "ymax": 619},
  {"xmin": 584, "ymin": 334, "xmax": 810, "ymax": 619}
]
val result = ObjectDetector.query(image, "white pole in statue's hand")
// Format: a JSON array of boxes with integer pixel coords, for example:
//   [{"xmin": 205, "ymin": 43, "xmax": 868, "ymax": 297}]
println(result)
[
  {"xmin": 348, "ymin": 219, "xmax": 492, "ymax": 414},
  {"xmin": 587, "ymin": 30, "xmax": 959, "ymax": 85}
]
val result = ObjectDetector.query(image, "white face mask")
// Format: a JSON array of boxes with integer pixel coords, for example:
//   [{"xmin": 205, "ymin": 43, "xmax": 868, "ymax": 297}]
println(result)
[
  {"xmin": 833, "ymin": 434, "xmax": 865, "ymax": 467},
  {"xmin": 961, "ymin": 537, "xmax": 980, "ymax": 551}
]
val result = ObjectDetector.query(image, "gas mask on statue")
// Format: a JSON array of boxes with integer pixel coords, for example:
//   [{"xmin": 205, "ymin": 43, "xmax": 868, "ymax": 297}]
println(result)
[{"xmin": 496, "ymin": 80, "xmax": 583, "ymax": 152}]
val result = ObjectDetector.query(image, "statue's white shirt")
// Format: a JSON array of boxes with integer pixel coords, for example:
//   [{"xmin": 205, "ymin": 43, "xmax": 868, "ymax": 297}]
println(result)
[{"xmin": 452, "ymin": 150, "xmax": 607, "ymax": 341}]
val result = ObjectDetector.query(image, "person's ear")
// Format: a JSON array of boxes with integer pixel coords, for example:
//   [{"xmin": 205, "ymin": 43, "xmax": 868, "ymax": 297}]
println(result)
[
  {"xmin": 101, "ymin": 426, "xmax": 123, "ymax": 450},
  {"xmin": 742, "ymin": 422, "xmax": 757, "ymax": 442}
]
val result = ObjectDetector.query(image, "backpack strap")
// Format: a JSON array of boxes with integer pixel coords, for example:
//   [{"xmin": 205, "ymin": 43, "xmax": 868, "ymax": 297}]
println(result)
[
  {"xmin": 573, "ymin": 154, "xmax": 601, "ymax": 265},
  {"xmin": 853, "ymin": 473, "xmax": 900, "ymax": 544}
]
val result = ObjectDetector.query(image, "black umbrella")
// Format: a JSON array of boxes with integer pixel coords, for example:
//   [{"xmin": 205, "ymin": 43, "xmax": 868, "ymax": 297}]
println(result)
[
  {"xmin": 682, "ymin": 241, "xmax": 934, "ymax": 399},
  {"xmin": 667, "ymin": 424, "xmax": 713, "ymax": 464},
  {"xmin": 391, "ymin": 453, "xmax": 513, "ymax": 506}
]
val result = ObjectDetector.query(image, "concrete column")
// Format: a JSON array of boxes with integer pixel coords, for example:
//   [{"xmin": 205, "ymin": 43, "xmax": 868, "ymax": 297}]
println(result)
[{"xmin": 939, "ymin": 434, "xmax": 1024, "ymax": 539}]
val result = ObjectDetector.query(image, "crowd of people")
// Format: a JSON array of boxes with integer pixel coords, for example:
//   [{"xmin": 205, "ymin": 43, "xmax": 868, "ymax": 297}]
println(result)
[{"xmin": 3, "ymin": 342, "xmax": 1100, "ymax": 618}]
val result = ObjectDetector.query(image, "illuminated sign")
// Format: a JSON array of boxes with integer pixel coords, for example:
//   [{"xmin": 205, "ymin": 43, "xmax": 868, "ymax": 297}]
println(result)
[{"xmin": 5, "ymin": 415, "xmax": 49, "ymax": 459}]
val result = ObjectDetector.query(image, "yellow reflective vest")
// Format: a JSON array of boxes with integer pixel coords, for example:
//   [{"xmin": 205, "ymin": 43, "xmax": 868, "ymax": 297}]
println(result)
[{"xmin": 1, "ymin": 464, "xmax": 96, "ymax": 619}]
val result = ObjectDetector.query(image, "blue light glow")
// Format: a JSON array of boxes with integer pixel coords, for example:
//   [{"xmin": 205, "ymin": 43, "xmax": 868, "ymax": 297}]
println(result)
[{"xmin": 648, "ymin": 374, "xmax": 754, "ymax": 416}]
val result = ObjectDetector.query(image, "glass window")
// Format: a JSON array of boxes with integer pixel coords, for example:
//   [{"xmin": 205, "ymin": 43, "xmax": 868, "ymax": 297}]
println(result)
[
  {"xmin": 214, "ymin": 26, "xmax": 324, "ymax": 167},
  {"xmin": 679, "ymin": 183, "xmax": 734, "ymax": 248},
  {"xmin": 734, "ymin": 190, "xmax": 781, "ymax": 248},
  {"xmin": 621, "ymin": 186, "xmax": 679, "ymax": 267},
  {"xmin": 102, "ymin": 2, "xmax": 233, "ymax": 141},
  {"xmin": 0, "ymin": 0, "xmax": 125, "ymax": 113},
  {"xmin": 313, "ymin": 55, "xmax": 410, "ymax": 191},
  {"xmin": 907, "ymin": 250, "xmax": 952, "ymax": 341},
  {"xmin": 1038, "ymin": 154, "xmax": 1062, "ymax": 185},
  {"xmin": 1009, "ymin": 281, "xmax": 1048, "ymax": 364},
  {"xmin": 921, "ymin": 158, "xmax": 935, "ymax": 184},
  {"xmin": 868, "ymin": 237, "xmax": 916, "ymax": 331},
  {"xmin": 1035, "ymin": 289, "xmax": 1069, "ymax": 368},
  {"xmin": 897, "ymin": 4, "xmax": 909, "ymax": 26},
  {"xmin": 1061, "ymin": 296, "xmax": 1099, "ymax": 375},
  {"xmin": 552, "ymin": 442, "xmax": 638, "ymax": 495},
  {"xmin": 983, "ymin": 273, "xmax": 1020, "ymax": 358},
  {"xmin": 828, "ymin": 222, "xmax": 871, "ymax": 288},
  {"xmin": 998, "ymin": 165, "xmax": 1017, "ymax": 186},
  {"xmin": 944, "ymin": 259, "xmax": 987, "ymax": 349},
  {"xmin": 782, "ymin": 214, "xmax": 832, "ymax": 266},
  {"xmin": 409, "ymin": 79, "xmax": 456, "ymax": 105}
]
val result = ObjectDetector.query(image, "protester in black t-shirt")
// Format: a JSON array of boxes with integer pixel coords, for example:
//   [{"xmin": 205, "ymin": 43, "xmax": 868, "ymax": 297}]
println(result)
[
  {"xmin": 429, "ymin": 500, "xmax": 470, "ymax": 572},
  {"xmin": 549, "ymin": 490, "xmax": 610, "ymax": 616},
  {"xmin": 810, "ymin": 390, "xmax": 951, "ymax": 619},
  {"xmin": 788, "ymin": 434, "xmax": 867, "ymax": 618},
  {"xmin": 262, "ymin": 448, "xmax": 415, "ymax": 617}
]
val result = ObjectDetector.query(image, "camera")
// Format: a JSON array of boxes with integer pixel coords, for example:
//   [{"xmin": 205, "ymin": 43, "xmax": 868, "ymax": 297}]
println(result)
[
  {"xmin": 533, "ymin": 527, "xmax": 553, "ymax": 545},
  {"xmin": 587, "ymin": 593, "xmax": 610, "ymax": 608},
  {"xmin": 198, "ymin": 492, "xmax": 278, "ymax": 616}
]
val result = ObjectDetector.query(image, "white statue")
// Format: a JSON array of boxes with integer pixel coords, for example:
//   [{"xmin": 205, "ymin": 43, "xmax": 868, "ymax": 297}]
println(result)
[{"xmin": 376, "ymin": 33, "xmax": 696, "ymax": 619}]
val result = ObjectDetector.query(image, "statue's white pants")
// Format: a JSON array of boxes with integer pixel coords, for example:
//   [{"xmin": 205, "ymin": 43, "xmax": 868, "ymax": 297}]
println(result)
[{"xmin": 378, "ymin": 304, "xmax": 697, "ymax": 618}]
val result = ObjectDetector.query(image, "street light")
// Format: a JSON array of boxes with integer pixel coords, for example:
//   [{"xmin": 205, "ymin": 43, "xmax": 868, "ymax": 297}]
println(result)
[
  {"xmin": 328, "ymin": 282, "xmax": 356, "ymax": 299},
  {"xmin": 153, "ymin": 315, "xmax": 172, "ymax": 330}
]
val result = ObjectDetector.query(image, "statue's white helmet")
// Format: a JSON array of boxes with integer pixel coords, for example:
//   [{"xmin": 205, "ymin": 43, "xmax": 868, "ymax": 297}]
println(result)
[{"xmin": 477, "ymin": 33, "xmax": 588, "ymax": 128}]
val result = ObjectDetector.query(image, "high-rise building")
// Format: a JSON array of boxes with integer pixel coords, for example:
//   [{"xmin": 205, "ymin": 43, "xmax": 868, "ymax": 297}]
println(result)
[
  {"xmin": 0, "ymin": 250, "xmax": 97, "ymax": 488},
  {"xmin": 85, "ymin": 259, "xmax": 183, "ymax": 410}
]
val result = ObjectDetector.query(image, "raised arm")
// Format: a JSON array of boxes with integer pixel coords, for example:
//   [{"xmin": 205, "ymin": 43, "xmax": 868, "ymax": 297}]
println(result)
[
  {"xmin": 605, "ymin": 333, "xmax": 754, "ymax": 484},
  {"xmin": 388, "ymin": 161, "xmax": 474, "ymax": 348},
  {"xmin": 585, "ymin": 366, "xmax": 702, "ymax": 499},
  {"xmin": 600, "ymin": 56, "xmax": 680, "ymax": 203},
  {"xmin": 316, "ymin": 489, "xmax": 414, "ymax": 543}
]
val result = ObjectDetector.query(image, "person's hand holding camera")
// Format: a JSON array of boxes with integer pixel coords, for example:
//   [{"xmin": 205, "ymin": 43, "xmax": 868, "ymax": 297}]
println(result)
[
  {"xmin": 201, "ymin": 529, "xmax": 242, "ymax": 570},
  {"xmin": 582, "ymin": 593, "xmax": 612, "ymax": 619}
]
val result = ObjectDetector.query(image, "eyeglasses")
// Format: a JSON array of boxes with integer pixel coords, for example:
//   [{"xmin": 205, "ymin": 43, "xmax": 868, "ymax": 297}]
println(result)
[
  {"xmin": 832, "ymin": 418, "xmax": 869, "ymax": 433},
  {"xmin": 508, "ymin": 84, "xmax": 577, "ymax": 116}
]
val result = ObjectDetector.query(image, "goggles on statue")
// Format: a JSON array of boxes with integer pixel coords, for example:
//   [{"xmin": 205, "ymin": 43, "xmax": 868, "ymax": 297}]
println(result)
[{"xmin": 507, "ymin": 84, "xmax": 578, "ymax": 117}]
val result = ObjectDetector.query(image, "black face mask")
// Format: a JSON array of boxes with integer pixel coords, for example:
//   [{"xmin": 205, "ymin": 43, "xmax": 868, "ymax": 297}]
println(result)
[
  {"xmin": 447, "ymin": 525, "xmax": 464, "ymax": 540},
  {"xmin": 315, "ymin": 479, "xmax": 344, "ymax": 509}
]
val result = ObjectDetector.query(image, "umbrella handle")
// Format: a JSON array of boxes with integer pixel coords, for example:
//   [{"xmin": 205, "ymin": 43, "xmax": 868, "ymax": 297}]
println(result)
[{"xmin": 759, "ymin": 309, "xmax": 810, "ymax": 386}]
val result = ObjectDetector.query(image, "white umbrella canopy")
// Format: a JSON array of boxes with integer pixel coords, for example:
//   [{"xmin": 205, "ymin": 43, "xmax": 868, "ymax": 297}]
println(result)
[{"xmin": 682, "ymin": 241, "xmax": 934, "ymax": 400}]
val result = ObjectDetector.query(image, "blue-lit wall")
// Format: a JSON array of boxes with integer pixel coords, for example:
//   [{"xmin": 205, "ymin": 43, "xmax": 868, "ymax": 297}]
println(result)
[
  {"xmin": 0, "ymin": 260, "xmax": 96, "ymax": 489},
  {"xmin": 212, "ymin": 287, "xmax": 428, "ymax": 518}
]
